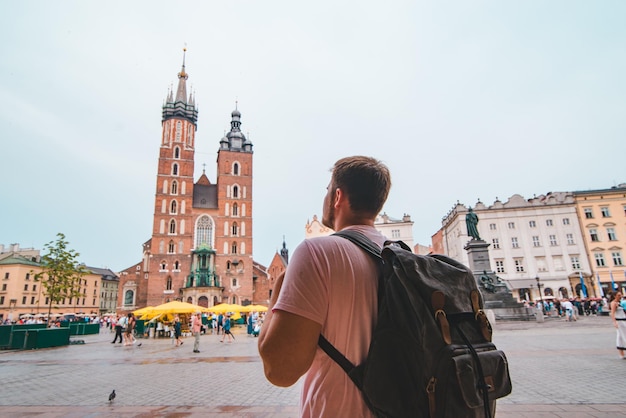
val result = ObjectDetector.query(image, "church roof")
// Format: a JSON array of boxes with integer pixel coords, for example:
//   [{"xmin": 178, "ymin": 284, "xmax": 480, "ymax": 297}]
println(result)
[
  {"xmin": 196, "ymin": 173, "xmax": 211, "ymax": 186},
  {"xmin": 193, "ymin": 184, "xmax": 218, "ymax": 209}
]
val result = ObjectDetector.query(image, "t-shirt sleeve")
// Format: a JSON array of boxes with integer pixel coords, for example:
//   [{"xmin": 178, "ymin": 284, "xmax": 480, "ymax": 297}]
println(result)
[{"xmin": 273, "ymin": 239, "xmax": 329, "ymax": 326}]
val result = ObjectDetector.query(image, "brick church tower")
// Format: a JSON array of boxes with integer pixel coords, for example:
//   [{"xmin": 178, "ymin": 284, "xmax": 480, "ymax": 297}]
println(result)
[{"xmin": 117, "ymin": 52, "xmax": 255, "ymax": 312}]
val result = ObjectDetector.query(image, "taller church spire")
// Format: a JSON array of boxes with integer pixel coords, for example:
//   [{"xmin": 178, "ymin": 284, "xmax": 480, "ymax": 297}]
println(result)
[
  {"xmin": 162, "ymin": 48, "xmax": 198, "ymax": 126},
  {"xmin": 175, "ymin": 48, "xmax": 188, "ymax": 103}
]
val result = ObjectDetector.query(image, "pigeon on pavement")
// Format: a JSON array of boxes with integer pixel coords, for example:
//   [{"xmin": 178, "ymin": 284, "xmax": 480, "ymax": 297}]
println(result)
[{"xmin": 109, "ymin": 390, "xmax": 116, "ymax": 402}]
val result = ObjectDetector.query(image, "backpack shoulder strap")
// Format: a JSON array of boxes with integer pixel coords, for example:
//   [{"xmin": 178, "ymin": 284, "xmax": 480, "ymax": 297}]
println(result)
[
  {"xmin": 316, "ymin": 229, "xmax": 383, "ymax": 388},
  {"xmin": 332, "ymin": 229, "xmax": 382, "ymax": 260}
]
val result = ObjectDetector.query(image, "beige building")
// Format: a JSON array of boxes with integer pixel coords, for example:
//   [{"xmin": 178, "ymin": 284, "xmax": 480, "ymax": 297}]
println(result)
[
  {"xmin": 90, "ymin": 267, "xmax": 119, "ymax": 315},
  {"xmin": 0, "ymin": 244, "xmax": 117, "ymax": 321},
  {"xmin": 573, "ymin": 184, "xmax": 626, "ymax": 295}
]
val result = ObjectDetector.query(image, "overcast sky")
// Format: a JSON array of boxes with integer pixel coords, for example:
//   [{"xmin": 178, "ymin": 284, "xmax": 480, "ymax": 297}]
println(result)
[{"xmin": 1, "ymin": 1, "xmax": 624, "ymax": 272}]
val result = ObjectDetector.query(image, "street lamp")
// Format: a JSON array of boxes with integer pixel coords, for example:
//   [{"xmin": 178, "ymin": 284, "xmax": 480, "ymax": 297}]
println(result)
[{"xmin": 535, "ymin": 277, "xmax": 544, "ymax": 313}]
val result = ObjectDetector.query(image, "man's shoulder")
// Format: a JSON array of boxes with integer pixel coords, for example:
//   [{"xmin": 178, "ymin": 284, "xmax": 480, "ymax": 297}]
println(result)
[{"xmin": 303, "ymin": 225, "xmax": 385, "ymax": 246}]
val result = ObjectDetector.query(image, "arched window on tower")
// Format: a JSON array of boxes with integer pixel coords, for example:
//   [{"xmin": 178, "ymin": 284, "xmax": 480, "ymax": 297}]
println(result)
[
  {"xmin": 174, "ymin": 260, "xmax": 180, "ymax": 270},
  {"xmin": 172, "ymin": 163, "xmax": 179, "ymax": 176},
  {"xmin": 176, "ymin": 121, "xmax": 182, "ymax": 142},
  {"xmin": 166, "ymin": 277, "xmax": 172, "ymax": 290},
  {"xmin": 232, "ymin": 185, "xmax": 239, "ymax": 198},
  {"xmin": 233, "ymin": 162, "xmax": 239, "ymax": 175},
  {"xmin": 231, "ymin": 242, "xmax": 237, "ymax": 254},
  {"xmin": 171, "ymin": 181, "xmax": 178, "ymax": 195},
  {"xmin": 174, "ymin": 147, "xmax": 180, "ymax": 159},
  {"xmin": 160, "ymin": 261, "xmax": 166, "ymax": 270},
  {"xmin": 232, "ymin": 222, "xmax": 238, "ymax": 236},
  {"xmin": 169, "ymin": 220, "xmax": 176, "ymax": 234},
  {"xmin": 168, "ymin": 240, "xmax": 175, "ymax": 254},
  {"xmin": 196, "ymin": 215, "xmax": 214, "ymax": 248},
  {"xmin": 232, "ymin": 203, "xmax": 238, "ymax": 216},
  {"xmin": 170, "ymin": 201, "xmax": 177, "ymax": 214}
]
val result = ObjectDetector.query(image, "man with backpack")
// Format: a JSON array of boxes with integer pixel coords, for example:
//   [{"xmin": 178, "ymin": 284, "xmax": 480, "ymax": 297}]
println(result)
[{"xmin": 259, "ymin": 156, "xmax": 391, "ymax": 417}]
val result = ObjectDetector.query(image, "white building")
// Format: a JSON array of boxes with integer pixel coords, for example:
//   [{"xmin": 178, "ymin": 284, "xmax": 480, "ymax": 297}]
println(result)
[
  {"xmin": 305, "ymin": 213, "xmax": 416, "ymax": 251},
  {"xmin": 440, "ymin": 193, "xmax": 592, "ymax": 301}
]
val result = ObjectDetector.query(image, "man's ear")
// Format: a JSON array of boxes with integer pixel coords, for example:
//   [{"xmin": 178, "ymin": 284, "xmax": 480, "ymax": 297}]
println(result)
[{"xmin": 334, "ymin": 187, "xmax": 345, "ymax": 209}]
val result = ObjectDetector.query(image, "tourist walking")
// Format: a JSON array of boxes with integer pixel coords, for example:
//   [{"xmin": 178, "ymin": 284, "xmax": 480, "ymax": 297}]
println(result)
[
  {"xmin": 220, "ymin": 313, "xmax": 234, "ymax": 343},
  {"xmin": 217, "ymin": 313, "xmax": 223, "ymax": 335},
  {"xmin": 111, "ymin": 315, "xmax": 124, "ymax": 344},
  {"xmin": 173, "ymin": 315, "xmax": 183, "ymax": 347},
  {"xmin": 610, "ymin": 291, "xmax": 626, "ymax": 359},
  {"xmin": 192, "ymin": 312, "xmax": 202, "ymax": 353},
  {"xmin": 123, "ymin": 313, "xmax": 136, "ymax": 346}
]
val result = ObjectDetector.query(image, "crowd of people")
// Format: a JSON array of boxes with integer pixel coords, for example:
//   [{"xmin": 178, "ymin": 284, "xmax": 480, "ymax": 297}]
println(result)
[
  {"xmin": 524, "ymin": 296, "xmax": 610, "ymax": 321},
  {"xmin": 105, "ymin": 310, "xmax": 265, "ymax": 353}
]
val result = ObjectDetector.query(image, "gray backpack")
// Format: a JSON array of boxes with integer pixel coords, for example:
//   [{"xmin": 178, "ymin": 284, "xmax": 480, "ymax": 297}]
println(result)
[{"xmin": 319, "ymin": 230, "xmax": 512, "ymax": 418}]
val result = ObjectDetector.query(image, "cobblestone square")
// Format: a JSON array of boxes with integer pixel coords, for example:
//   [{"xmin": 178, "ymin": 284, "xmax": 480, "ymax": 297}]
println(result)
[{"xmin": 1, "ymin": 315, "xmax": 625, "ymax": 417}]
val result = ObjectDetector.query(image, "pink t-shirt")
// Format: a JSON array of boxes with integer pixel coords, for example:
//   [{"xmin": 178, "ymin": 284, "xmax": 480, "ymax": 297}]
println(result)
[{"xmin": 273, "ymin": 225, "xmax": 385, "ymax": 418}]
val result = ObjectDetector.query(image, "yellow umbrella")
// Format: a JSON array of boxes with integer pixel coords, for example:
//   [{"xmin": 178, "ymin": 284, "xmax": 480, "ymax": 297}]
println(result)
[
  {"xmin": 137, "ymin": 301, "xmax": 211, "ymax": 321},
  {"xmin": 208, "ymin": 303, "xmax": 245, "ymax": 314},
  {"xmin": 150, "ymin": 301, "xmax": 211, "ymax": 314},
  {"xmin": 133, "ymin": 306, "xmax": 154, "ymax": 317},
  {"xmin": 243, "ymin": 304, "xmax": 269, "ymax": 313}
]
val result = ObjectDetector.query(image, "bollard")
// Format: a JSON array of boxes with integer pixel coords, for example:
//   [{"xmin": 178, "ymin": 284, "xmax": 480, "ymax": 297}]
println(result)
[
  {"xmin": 485, "ymin": 309, "xmax": 496, "ymax": 329},
  {"xmin": 536, "ymin": 309, "xmax": 544, "ymax": 323}
]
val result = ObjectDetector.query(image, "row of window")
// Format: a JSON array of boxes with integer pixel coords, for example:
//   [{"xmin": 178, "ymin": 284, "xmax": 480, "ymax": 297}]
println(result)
[
  {"xmin": 492, "ymin": 234, "xmax": 576, "ymax": 249},
  {"xmin": 160, "ymin": 239, "xmax": 247, "ymax": 255},
  {"xmin": 583, "ymin": 206, "xmax": 626, "ymax": 219},
  {"xmin": 0, "ymin": 295, "xmax": 96, "ymax": 306},
  {"xmin": 489, "ymin": 218, "xmax": 571, "ymax": 230},
  {"xmin": 493, "ymin": 251, "xmax": 624, "ymax": 274},
  {"xmin": 166, "ymin": 160, "xmax": 246, "ymax": 187},
  {"xmin": 1, "ymin": 283, "xmax": 38, "ymax": 292},
  {"xmin": 3, "ymin": 273, "xmax": 97, "ymax": 287},
  {"xmin": 589, "ymin": 227, "xmax": 618, "ymax": 242},
  {"xmin": 495, "ymin": 256, "xmax": 581, "ymax": 274},
  {"xmin": 594, "ymin": 251, "xmax": 624, "ymax": 267},
  {"xmin": 123, "ymin": 290, "xmax": 241, "ymax": 308},
  {"xmin": 164, "ymin": 218, "xmax": 246, "ymax": 238}
]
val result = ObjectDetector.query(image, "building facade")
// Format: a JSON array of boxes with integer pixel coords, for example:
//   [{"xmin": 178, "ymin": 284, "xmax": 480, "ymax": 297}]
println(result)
[
  {"xmin": 304, "ymin": 213, "xmax": 416, "ymax": 246},
  {"xmin": 91, "ymin": 267, "xmax": 119, "ymax": 315},
  {"xmin": 117, "ymin": 54, "xmax": 256, "ymax": 313},
  {"xmin": 573, "ymin": 184, "xmax": 626, "ymax": 295},
  {"xmin": 439, "ymin": 193, "xmax": 592, "ymax": 302},
  {"xmin": 0, "ymin": 247, "xmax": 115, "ymax": 321}
]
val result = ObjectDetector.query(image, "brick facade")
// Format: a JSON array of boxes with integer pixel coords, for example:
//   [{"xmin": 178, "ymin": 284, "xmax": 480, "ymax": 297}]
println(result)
[{"xmin": 117, "ymin": 56, "xmax": 259, "ymax": 313}]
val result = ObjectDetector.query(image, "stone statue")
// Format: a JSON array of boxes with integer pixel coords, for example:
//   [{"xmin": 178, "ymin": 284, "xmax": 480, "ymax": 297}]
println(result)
[
  {"xmin": 479, "ymin": 271, "xmax": 506, "ymax": 293},
  {"xmin": 465, "ymin": 207, "xmax": 481, "ymax": 240}
]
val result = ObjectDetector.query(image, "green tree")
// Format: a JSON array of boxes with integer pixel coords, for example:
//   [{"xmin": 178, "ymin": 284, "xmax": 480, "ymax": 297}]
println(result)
[{"xmin": 34, "ymin": 233, "xmax": 89, "ymax": 325}]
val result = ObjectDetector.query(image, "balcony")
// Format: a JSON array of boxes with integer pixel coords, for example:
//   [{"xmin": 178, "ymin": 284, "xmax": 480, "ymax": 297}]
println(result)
[{"xmin": 186, "ymin": 270, "xmax": 220, "ymax": 288}]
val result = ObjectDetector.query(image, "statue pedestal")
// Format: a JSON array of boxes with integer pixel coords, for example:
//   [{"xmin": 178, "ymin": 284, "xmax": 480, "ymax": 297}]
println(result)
[
  {"xmin": 465, "ymin": 239, "xmax": 534, "ymax": 321},
  {"xmin": 464, "ymin": 239, "xmax": 491, "ymax": 274}
]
